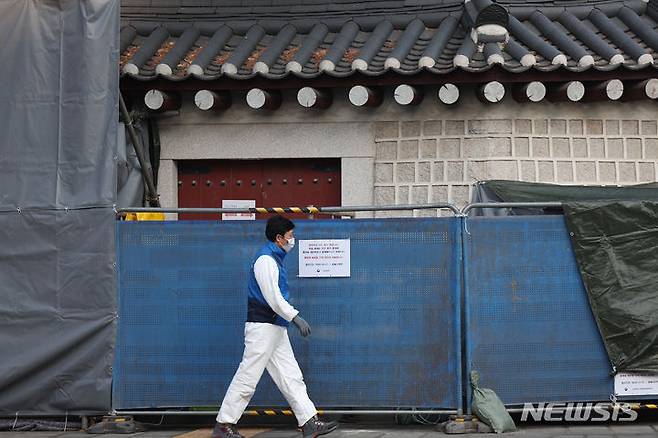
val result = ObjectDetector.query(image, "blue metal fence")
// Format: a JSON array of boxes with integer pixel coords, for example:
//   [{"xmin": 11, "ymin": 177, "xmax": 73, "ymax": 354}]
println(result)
[
  {"xmin": 113, "ymin": 218, "xmax": 462, "ymax": 410},
  {"xmin": 114, "ymin": 214, "xmax": 617, "ymax": 412},
  {"xmin": 463, "ymin": 216, "xmax": 613, "ymax": 406}
]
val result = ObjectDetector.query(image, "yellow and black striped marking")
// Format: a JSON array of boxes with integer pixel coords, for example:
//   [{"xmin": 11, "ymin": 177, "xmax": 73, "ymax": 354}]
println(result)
[
  {"xmin": 252, "ymin": 207, "xmax": 320, "ymax": 215},
  {"xmin": 244, "ymin": 409, "xmax": 293, "ymax": 417},
  {"xmin": 243, "ymin": 409, "xmax": 325, "ymax": 417}
]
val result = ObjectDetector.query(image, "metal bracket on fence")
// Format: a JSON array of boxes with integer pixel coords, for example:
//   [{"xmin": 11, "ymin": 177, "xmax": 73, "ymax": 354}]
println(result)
[
  {"xmin": 452, "ymin": 212, "xmax": 471, "ymax": 236},
  {"xmin": 115, "ymin": 203, "xmax": 460, "ymax": 217}
]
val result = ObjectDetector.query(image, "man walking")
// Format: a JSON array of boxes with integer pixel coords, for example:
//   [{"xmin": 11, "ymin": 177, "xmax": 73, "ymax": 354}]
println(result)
[{"xmin": 213, "ymin": 215, "xmax": 339, "ymax": 438}]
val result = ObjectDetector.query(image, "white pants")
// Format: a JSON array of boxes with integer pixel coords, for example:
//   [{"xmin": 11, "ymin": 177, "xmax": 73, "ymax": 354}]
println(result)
[{"xmin": 217, "ymin": 322, "xmax": 317, "ymax": 427}]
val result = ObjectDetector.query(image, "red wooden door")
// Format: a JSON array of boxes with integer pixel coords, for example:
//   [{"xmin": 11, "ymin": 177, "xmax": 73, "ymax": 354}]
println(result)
[{"xmin": 178, "ymin": 159, "xmax": 341, "ymax": 220}]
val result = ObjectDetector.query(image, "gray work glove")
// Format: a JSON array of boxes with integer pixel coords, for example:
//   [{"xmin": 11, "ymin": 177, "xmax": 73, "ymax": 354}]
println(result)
[{"xmin": 292, "ymin": 315, "xmax": 311, "ymax": 337}]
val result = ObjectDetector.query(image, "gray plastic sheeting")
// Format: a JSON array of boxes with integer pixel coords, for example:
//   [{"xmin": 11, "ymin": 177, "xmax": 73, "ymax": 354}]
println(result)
[
  {"xmin": 0, "ymin": 1, "xmax": 118, "ymax": 414},
  {"xmin": 117, "ymin": 122, "xmax": 147, "ymax": 208}
]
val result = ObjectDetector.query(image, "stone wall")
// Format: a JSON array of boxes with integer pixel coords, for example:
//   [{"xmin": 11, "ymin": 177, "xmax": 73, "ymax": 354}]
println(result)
[{"xmin": 373, "ymin": 116, "xmax": 658, "ymax": 215}]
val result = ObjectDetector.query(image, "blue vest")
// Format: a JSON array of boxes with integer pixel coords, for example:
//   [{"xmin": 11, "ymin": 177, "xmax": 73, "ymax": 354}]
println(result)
[{"xmin": 247, "ymin": 242, "xmax": 291, "ymax": 327}]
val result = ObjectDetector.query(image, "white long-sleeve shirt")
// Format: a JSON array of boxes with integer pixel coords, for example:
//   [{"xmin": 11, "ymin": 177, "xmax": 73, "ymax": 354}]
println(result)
[{"xmin": 253, "ymin": 255, "xmax": 299, "ymax": 322}]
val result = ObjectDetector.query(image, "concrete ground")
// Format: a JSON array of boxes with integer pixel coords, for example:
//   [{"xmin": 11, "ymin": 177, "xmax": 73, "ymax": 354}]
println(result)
[{"xmin": 4, "ymin": 423, "xmax": 658, "ymax": 438}]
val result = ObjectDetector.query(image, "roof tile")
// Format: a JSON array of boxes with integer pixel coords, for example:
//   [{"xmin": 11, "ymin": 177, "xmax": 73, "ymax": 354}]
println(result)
[{"xmin": 120, "ymin": 0, "xmax": 658, "ymax": 81}]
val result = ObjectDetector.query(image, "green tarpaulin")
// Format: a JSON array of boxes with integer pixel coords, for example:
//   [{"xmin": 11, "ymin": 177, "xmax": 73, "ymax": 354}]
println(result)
[
  {"xmin": 564, "ymin": 201, "xmax": 658, "ymax": 374},
  {"xmin": 478, "ymin": 180, "xmax": 658, "ymax": 374},
  {"xmin": 483, "ymin": 180, "xmax": 658, "ymax": 203}
]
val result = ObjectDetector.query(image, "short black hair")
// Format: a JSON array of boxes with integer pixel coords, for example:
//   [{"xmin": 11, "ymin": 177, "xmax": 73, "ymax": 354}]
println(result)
[{"xmin": 265, "ymin": 215, "xmax": 295, "ymax": 242}]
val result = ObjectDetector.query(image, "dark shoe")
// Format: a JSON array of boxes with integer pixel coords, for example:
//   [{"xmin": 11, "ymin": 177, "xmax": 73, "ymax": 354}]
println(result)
[
  {"xmin": 301, "ymin": 416, "xmax": 339, "ymax": 438},
  {"xmin": 211, "ymin": 422, "xmax": 244, "ymax": 438}
]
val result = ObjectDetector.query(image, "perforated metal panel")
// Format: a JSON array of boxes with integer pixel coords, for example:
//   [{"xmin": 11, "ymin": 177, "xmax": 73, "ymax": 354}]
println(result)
[
  {"xmin": 114, "ymin": 218, "xmax": 461, "ymax": 410},
  {"xmin": 464, "ymin": 216, "xmax": 613, "ymax": 405}
]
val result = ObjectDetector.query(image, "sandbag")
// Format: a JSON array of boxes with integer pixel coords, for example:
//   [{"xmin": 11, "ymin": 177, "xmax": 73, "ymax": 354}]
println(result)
[{"xmin": 471, "ymin": 371, "xmax": 516, "ymax": 433}]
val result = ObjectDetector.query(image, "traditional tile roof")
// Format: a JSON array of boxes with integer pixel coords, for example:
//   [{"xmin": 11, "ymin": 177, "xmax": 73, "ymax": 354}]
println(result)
[{"xmin": 119, "ymin": 0, "xmax": 658, "ymax": 82}]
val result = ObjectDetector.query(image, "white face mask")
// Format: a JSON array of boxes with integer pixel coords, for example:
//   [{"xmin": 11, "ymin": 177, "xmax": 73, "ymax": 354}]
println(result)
[{"xmin": 283, "ymin": 237, "xmax": 295, "ymax": 253}]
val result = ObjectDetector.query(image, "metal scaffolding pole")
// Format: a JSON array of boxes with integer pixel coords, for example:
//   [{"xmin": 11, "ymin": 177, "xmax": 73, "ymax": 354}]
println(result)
[
  {"xmin": 115, "ymin": 203, "xmax": 460, "ymax": 216},
  {"xmin": 119, "ymin": 92, "xmax": 160, "ymax": 207},
  {"xmin": 461, "ymin": 202, "xmax": 563, "ymax": 215}
]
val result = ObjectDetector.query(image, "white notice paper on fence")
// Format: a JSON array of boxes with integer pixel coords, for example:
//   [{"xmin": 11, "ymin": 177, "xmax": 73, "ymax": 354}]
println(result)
[
  {"xmin": 614, "ymin": 373, "xmax": 658, "ymax": 396},
  {"xmin": 221, "ymin": 200, "xmax": 256, "ymax": 220},
  {"xmin": 299, "ymin": 239, "xmax": 350, "ymax": 278}
]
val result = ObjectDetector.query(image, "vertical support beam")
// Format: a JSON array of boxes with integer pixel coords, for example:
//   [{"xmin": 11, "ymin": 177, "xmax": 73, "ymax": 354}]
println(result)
[{"xmin": 459, "ymin": 215, "xmax": 472, "ymax": 415}]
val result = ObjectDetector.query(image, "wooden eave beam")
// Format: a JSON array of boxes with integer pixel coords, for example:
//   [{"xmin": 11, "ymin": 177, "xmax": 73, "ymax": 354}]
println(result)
[{"xmin": 121, "ymin": 66, "xmax": 658, "ymax": 94}]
